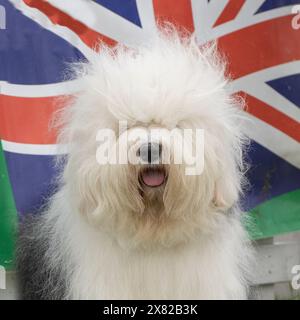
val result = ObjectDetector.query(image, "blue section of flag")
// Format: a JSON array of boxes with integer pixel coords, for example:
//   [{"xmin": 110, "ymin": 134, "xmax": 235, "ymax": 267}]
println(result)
[
  {"xmin": 255, "ymin": 0, "xmax": 300, "ymax": 14},
  {"xmin": 93, "ymin": 0, "xmax": 142, "ymax": 27},
  {"xmin": 0, "ymin": 0, "xmax": 85, "ymax": 85},
  {"xmin": 267, "ymin": 74, "xmax": 300, "ymax": 108},
  {"xmin": 243, "ymin": 141, "xmax": 300, "ymax": 211},
  {"xmin": 4, "ymin": 152, "xmax": 59, "ymax": 215}
]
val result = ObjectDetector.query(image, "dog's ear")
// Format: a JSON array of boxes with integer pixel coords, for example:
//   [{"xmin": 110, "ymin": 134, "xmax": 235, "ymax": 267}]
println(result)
[{"xmin": 75, "ymin": 163, "xmax": 100, "ymax": 216}]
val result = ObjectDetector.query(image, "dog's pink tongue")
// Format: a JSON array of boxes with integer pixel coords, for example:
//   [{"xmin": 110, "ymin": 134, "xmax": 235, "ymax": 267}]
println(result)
[{"xmin": 141, "ymin": 170, "xmax": 165, "ymax": 187}]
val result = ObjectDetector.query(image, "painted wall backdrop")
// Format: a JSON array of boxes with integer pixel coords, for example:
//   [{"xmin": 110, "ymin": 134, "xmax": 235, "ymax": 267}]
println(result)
[{"xmin": 0, "ymin": 0, "xmax": 300, "ymax": 270}]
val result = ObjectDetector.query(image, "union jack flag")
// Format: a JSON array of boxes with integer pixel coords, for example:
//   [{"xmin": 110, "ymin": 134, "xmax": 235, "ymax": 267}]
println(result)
[{"xmin": 1, "ymin": 0, "xmax": 300, "ymax": 240}]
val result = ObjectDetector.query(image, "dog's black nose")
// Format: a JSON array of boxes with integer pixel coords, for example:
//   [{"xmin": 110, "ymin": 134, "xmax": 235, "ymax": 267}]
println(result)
[{"xmin": 138, "ymin": 142, "xmax": 162, "ymax": 164}]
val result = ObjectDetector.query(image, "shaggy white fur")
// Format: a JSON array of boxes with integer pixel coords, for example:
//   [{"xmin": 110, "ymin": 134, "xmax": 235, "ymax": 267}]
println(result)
[{"xmin": 21, "ymin": 29, "xmax": 253, "ymax": 299}]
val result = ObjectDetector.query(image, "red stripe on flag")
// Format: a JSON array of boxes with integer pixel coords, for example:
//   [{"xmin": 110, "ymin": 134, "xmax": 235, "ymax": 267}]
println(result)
[
  {"xmin": 240, "ymin": 92, "xmax": 300, "ymax": 143},
  {"xmin": 23, "ymin": 0, "xmax": 117, "ymax": 49},
  {"xmin": 0, "ymin": 95, "xmax": 65, "ymax": 144},
  {"xmin": 219, "ymin": 15, "xmax": 300, "ymax": 80},
  {"xmin": 153, "ymin": 0, "xmax": 194, "ymax": 32},
  {"xmin": 213, "ymin": 0, "xmax": 246, "ymax": 27}
]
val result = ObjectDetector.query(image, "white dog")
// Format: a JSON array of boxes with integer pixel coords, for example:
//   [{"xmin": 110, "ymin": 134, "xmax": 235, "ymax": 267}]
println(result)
[{"xmin": 17, "ymin": 29, "xmax": 253, "ymax": 300}]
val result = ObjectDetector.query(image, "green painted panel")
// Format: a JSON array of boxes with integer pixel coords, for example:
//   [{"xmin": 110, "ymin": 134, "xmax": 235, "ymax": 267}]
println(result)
[
  {"xmin": 0, "ymin": 142, "xmax": 17, "ymax": 270},
  {"xmin": 247, "ymin": 189, "xmax": 300, "ymax": 240}
]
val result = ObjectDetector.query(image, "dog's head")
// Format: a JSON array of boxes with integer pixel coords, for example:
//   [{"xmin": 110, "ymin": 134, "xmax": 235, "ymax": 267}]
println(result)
[{"xmin": 57, "ymin": 30, "xmax": 247, "ymax": 248}]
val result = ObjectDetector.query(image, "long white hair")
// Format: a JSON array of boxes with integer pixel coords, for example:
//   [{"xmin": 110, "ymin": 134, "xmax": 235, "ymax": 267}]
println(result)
[{"xmin": 52, "ymin": 28, "xmax": 249, "ymax": 249}]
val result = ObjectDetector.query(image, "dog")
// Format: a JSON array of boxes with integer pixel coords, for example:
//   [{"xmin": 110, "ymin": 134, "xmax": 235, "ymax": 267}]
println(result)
[{"xmin": 17, "ymin": 29, "xmax": 253, "ymax": 300}]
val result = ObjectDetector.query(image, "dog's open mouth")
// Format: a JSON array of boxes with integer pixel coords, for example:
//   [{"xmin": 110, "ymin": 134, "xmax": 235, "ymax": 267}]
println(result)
[{"xmin": 139, "ymin": 166, "xmax": 167, "ymax": 188}]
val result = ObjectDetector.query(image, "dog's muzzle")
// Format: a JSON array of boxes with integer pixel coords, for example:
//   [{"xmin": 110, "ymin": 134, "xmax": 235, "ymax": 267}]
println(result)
[
  {"xmin": 137, "ymin": 142, "xmax": 167, "ymax": 188},
  {"xmin": 137, "ymin": 142, "xmax": 162, "ymax": 164}
]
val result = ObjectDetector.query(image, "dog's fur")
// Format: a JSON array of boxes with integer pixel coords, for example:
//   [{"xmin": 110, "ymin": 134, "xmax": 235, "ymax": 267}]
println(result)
[{"xmin": 17, "ymin": 30, "xmax": 253, "ymax": 300}]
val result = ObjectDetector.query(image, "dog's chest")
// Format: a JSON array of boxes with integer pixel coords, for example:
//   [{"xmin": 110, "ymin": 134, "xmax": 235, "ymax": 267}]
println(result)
[{"xmin": 68, "ymin": 239, "xmax": 245, "ymax": 299}]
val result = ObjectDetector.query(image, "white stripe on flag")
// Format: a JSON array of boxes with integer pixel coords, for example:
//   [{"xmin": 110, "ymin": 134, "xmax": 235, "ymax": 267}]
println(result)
[
  {"xmin": 46, "ymin": 0, "xmax": 155, "ymax": 47},
  {"xmin": 1, "ymin": 140, "xmax": 67, "ymax": 155},
  {"xmin": 230, "ymin": 61, "xmax": 300, "ymax": 123},
  {"xmin": 243, "ymin": 114, "xmax": 300, "ymax": 169},
  {"xmin": 0, "ymin": 80, "xmax": 83, "ymax": 97},
  {"xmin": 9, "ymin": 0, "xmax": 95, "ymax": 60},
  {"xmin": 193, "ymin": 0, "xmax": 294, "ymax": 44}
]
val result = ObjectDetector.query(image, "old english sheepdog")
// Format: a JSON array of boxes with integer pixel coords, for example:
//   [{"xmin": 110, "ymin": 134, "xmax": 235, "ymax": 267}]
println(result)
[{"xmin": 17, "ymin": 30, "xmax": 253, "ymax": 300}]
